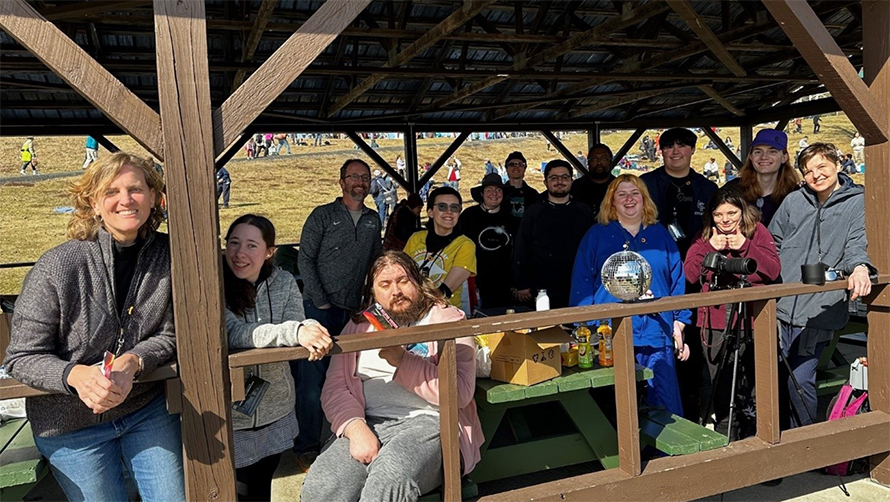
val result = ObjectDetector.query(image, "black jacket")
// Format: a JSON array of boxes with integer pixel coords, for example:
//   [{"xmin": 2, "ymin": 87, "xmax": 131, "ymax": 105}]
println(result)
[
  {"xmin": 641, "ymin": 166, "xmax": 718, "ymax": 257},
  {"xmin": 512, "ymin": 195, "xmax": 595, "ymax": 308}
]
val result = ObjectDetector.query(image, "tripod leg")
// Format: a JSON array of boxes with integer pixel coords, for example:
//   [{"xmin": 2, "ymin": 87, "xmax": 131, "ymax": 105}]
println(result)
[{"xmin": 727, "ymin": 346, "xmax": 741, "ymax": 441}]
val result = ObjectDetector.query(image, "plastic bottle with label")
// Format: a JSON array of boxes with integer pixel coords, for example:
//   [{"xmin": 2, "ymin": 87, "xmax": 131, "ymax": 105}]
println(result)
[
  {"xmin": 576, "ymin": 322, "xmax": 593, "ymax": 369},
  {"xmin": 535, "ymin": 289, "xmax": 550, "ymax": 311},
  {"xmin": 598, "ymin": 323, "xmax": 613, "ymax": 368}
]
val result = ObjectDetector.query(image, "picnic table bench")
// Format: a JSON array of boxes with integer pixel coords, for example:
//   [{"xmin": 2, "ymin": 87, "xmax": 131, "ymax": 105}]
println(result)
[
  {"xmin": 472, "ymin": 364, "xmax": 730, "ymax": 483},
  {"xmin": 0, "ymin": 419, "xmax": 47, "ymax": 501}
]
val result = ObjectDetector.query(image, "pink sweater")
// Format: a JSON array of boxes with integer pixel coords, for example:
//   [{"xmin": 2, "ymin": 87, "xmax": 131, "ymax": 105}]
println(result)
[{"xmin": 321, "ymin": 304, "xmax": 483, "ymax": 475}]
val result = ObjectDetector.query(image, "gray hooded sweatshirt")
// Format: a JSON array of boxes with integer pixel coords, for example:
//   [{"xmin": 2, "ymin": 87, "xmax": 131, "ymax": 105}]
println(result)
[{"xmin": 769, "ymin": 173, "xmax": 873, "ymax": 331}]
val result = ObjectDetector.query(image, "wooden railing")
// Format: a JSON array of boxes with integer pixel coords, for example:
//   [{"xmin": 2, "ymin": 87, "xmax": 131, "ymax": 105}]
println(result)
[{"xmin": 3, "ymin": 276, "xmax": 889, "ymax": 501}]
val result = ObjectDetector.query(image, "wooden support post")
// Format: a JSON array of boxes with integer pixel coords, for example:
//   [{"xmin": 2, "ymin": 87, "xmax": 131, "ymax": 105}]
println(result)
[
  {"xmin": 700, "ymin": 127, "xmax": 742, "ymax": 168},
  {"xmin": 775, "ymin": 118, "xmax": 790, "ymax": 132},
  {"xmin": 739, "ymin": 124, "xmax": 753, "ymax": 159},
  {"xmin": 214, "ymin": 0, "xmax": 372, "ymax": 156},
  {"xmin": 588, "ymin": 125, "xmax": 601, "ymax": 152},
  {"xmin": 438, "ymin": 339, "xmax": 461, "ymax": 501},
  {"xmin": 93, "ymin": 134, "xmax": 120, "ymax": 153},
  {"xmin": 612, "ymin": 128, "xmax": 645, "ymax": 168},
  {"xmin": 752, "ymin": 299, "xmax": 780, "ymax": 444},
  {"xmin": 154, "ymin": 1, "xmax": 236, "ymax": 500},
  {"xmin": 611, "ymin": 316, "xmax": 641, "ymax": 477},
  {"xmin": 0, "ymin": 0, "xmax": 163, "ymax": 158},
  {"xmin": 541, "ymin": 130, "xmax": 587, "ymax": 175},
  {"xmin": 765, "ymin": 0, "xmax": 889, "ymax": 143},
  {"xmin": 863, "ymin": 0, "xmax": 890, "ymax": 485},
  {"xmin": 345, "ymin": 131, "xmax": 409, "ymax": 189},
  {"xmin": 417, "ymin": 132, "xmax": 471, "ymax": 189},
  {"xmin": 404, "ymin": 127, "xmax": 419, "ymax": 193}
]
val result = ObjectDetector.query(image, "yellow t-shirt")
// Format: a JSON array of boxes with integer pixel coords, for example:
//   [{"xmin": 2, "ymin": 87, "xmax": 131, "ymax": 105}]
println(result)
[{"xmin": 404, "ymin": 230, "xmax": 476, "ymax": 308}]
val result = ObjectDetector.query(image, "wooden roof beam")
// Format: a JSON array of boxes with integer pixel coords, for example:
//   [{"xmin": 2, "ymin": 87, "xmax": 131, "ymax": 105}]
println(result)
[
  {"xmin": 568, "ymin": 87, "xmax": 676, "ymax": 118},
  {"xmin": 232, "ymin": 0, "xmax": 277, "ymax": 92},
  {"xmin": 665, "ymin": 0, "xmax": 746, "ymax": 77},
  {"xmin": 41, "ymin": 1, "xmax": 149, "ymax": 21},
  {"xmin": 700, "ymin": 126, "xmax": 742, "ymax": 168},
  {"xmin": 213, "ymin": 0, "xmax": 372, "ymax": 157},
  {"xmin": 764, "ymin": 0, "xmax": 887, "ymax": 143},
  {"xmin": 344, "ymin": 131, "xmax": 408, "ymax": 188},
  {"xmin": 0, "ymin": 0, "xmax": 163, "ymax": 158},
  {"xmin": 541, "ymin": 130, "xmax": 588, "ymax": 175},
  {"xmin": 417, "ymin": 131, "xmax": 471, "ymax": 188},
  {"xmin": 429, "ymin": 1, "xmax": 670, "ymax": 111},
  {"xmin": 326, "ymin": 0, "xmax": 495, "ymax": 118},
  {"xmin": 698, "ymin": 85, "xmax": 745, "ymax": 117}
]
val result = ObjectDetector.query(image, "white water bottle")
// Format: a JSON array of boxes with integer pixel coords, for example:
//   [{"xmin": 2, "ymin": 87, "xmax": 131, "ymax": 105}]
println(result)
[{"xmin": 535, "ymin": 289, "xmax": 550, "ymax": 311}]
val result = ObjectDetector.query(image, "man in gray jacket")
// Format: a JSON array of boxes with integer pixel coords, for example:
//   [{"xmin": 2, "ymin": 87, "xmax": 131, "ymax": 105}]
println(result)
[
  {"xmin": 769, "ymin": 143, "xmax": 874, "ymax": 429},
  {"xmin": 293, "ymin": 158, "xmax": 382, "ymax": 469}
]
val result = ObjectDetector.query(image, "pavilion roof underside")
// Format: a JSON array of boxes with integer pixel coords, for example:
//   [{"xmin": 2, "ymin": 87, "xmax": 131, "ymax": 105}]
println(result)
[{"xmin": 0, "ymin": 0, "xmax": 864, "ymax": 134}]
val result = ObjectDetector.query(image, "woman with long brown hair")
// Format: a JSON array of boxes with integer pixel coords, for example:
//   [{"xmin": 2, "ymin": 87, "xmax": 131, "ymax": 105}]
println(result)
[
  {"xmin": 684, "ymin": 187, "xmax": 781, "ymax": 439},
  {"xmin": 724, "ymin": 129, "xmax": 799, "ymax": 226}
]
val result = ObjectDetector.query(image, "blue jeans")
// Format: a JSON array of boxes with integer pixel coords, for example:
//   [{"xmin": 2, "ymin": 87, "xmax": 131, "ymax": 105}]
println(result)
[
  {"xmin": 291, "ymin": 300, "xmax": 350, "ymax": 454},
  {"xmin": 375, "ymin": 198, "xmax": 387, "ymax": 225},
  {"xmin": 780, "ymin": 324, "xmax": 828, "ymax": 429},
  {"xmin": 34, "ymin": 394, "xmax": 184, "ymax": 502}
]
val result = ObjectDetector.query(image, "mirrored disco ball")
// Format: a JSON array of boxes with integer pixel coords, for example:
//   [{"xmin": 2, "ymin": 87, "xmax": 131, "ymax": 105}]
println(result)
[{"xmin": 601, "ymin": 250, "xmax": 652, "ymax": 302}]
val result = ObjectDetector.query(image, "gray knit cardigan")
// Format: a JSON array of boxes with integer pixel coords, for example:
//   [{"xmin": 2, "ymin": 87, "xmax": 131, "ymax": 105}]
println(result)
[{"xmin": 5, "ymin": 229, "xmax": 177, "ymax": 438}]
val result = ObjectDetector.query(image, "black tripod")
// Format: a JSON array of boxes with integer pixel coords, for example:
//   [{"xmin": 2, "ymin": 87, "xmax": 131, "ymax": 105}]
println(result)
[{"xmin": 701, "ymin": 278, "xmax": 752, "ymax": 442}]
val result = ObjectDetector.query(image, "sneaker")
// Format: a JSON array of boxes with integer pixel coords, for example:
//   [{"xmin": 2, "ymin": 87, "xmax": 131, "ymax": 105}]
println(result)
[
  {"xmin": 294, "ymin": 451, "xmax": 318, "ymax": 473},
  {"xmin": 20, "ymin": 170, "xmax": 25, "ymax": 176},
  {"xmin": 32, "ymin": 170, "xmax": 38, "ymax": 176}
]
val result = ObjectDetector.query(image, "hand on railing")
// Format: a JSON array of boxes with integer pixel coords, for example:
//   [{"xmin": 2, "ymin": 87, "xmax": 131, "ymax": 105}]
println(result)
[
  {"xmin": 848, "ymin": 265, "xmax": 872, "ymax": 301},
  {"xmin": 297, "ymin": 322, "xmax": 333, "ymax": 361}
]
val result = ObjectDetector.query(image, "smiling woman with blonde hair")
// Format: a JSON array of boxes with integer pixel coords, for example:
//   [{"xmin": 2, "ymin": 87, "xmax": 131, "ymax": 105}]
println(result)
[
  {"xmin": 570, "ymin": 174, "xmax": 691, "ymax": 417},
  {"xmin": 5, "ymin": 152, "xmax": 184, "ymax": 501}
]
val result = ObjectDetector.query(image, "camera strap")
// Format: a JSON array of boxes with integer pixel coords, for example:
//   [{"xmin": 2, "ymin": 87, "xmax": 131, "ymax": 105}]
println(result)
[{"xmin": 816, "ymin": 204, "xmax": 823, "ymax": 263}]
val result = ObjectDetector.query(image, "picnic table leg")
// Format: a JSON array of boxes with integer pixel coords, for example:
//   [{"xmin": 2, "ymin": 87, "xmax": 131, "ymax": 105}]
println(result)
[{"xmin": 561, "ymin": 392, "xmax": 620, "ymax": 469}]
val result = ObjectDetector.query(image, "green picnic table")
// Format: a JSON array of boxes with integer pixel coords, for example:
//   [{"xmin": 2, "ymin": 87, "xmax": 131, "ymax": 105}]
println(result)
[
  {"xmin": 0, "ymin": 419, "xmax": 48, "ymax": 501},
  {"xmin": 472, "ymin": 364, "xmax": 653, "ymax": 483}
]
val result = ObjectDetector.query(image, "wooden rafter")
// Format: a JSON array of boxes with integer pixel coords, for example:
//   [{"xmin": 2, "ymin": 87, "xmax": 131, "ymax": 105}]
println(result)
[
  {"xmin": 326, "ymin": 0, "xmax": 495, "ymax": 118},
  {"xmin": 666, "ymin": 0, "xmax": 746, "ymax": 77},
  {"xmin": 40, "ymin": 0, "xmax": 149, "ymax": 21},
  {"xmin": 541, "ymin": 130, "xmax": 587, "ymax": 174},
  {"xmin": 0, "ymin": 0, "xmax": 163, "ymax": 158},
  {"xmin": 611, "ymin": 128, "xmax": 646, "ymax": 168},
  {"xmin": 429, "ymin": 1, "xmax": 671, "ymax": 110},
  {"xmin": 700, "ymin": 126, "xmax": 742, "ymax": 168},
  {"xmin": 763, "ymin": 0, "xmax": 888, "ymax": 143},
  {"xmin": 417, "ymin": 132, "xmax": 471, "ymax": 188},
  {"xmin": 231, "ymin": 0, "xmax": 277, "ymax": 92},
  {"xmin": 153, "ymin": 0, "xmax": 236, "ymax": 500},
  {"xmin": 344, "ymin": 131, "xmax": 409, "ymax": 189},
  {"xmin": 568, "ymin": 87, "xmax": 675, "ymax": 118},
  {"xmin": 92, "ymin": 134, "xmax": 120, "ymax": 153},
  {"xmin": 213, "ymin": 0, "xmax": 372, "ymax": 157},
  {"xmin": 697, "ymin": 85, "xmax": 745, "ymax": 116}
]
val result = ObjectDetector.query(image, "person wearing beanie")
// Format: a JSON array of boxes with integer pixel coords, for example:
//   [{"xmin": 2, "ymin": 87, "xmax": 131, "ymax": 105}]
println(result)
[
  {"xmin": 570, "ymin": 143, "xmax": 617, "ymax": 219},
  {"xmin": 383, "ymin": 193, "xmax": 424, "ymax": 251},
  {"xmin": 501, "ymin": 151, "xmax": 539, "ymax": 234},
  {"xmin": 724, "ymin": 129, "xmax": 800, "ymax": 226},
  {"xmin": 512, "ymin": 160, "xmax": 595, "ymax": 309},
  {"xmin": 459, "ymin": 173, "xmax": 514, "ymax": 309}
]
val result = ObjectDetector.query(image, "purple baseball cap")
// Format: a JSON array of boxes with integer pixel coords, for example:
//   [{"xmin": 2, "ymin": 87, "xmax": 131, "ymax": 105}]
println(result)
[{"xmin": 751, "ymin": 129, "xmax": 788, "ymax": 151}]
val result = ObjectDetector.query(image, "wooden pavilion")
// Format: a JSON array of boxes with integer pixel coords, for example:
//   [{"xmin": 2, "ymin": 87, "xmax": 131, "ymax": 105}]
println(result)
[{"xmin": 0, "ymin": 1, "xmax": 888, "ymax": 500}]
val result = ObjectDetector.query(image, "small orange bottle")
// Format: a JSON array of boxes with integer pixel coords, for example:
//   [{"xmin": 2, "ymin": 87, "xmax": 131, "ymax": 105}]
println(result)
[{"xmin": 598, "ymin": 324, "xmax": 613, "ymax": 368}]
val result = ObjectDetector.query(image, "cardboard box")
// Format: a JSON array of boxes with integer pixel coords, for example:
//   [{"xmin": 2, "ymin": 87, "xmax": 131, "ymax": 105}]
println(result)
[{"xmin": 488, "ymin": 326, "xmax": 574, "ymax": 386}]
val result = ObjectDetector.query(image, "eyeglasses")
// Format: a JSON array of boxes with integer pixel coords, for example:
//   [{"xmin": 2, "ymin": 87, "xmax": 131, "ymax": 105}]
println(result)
[
  {"xmin": 343, "ymin": 173, "xmax": 371, "ymax": 182},
  {"xmin": 434, "ymin": 203, "xmax": 462, "ymax": 213},
  {"xmin": 507, "ymin": 162, "xmax": 526, "ymax": 168},
  {"xmin": 547, "ymin": 174, "xmax": 572, "ymax": 182}
]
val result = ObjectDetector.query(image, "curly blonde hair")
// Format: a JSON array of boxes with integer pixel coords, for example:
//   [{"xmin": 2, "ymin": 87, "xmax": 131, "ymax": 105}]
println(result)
[
  {"xmin": 67, "ymin": 152, "xmax": 165, "ymax": 241},
  {"xmin": 597, "ymin": 174, "xmax": 659, "ymax": 226}
]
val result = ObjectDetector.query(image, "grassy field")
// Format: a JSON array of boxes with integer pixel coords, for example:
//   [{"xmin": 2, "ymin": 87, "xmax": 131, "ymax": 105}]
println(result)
[{"xmin": 0, "ymin": 113, "xmax": 863, "ymax": 294}]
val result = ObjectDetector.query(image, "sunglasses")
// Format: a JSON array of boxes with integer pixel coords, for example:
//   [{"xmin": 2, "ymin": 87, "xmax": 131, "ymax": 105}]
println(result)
[{"xmin": 434, "ymin": 203, "xmax": 462, "ymax": 213}]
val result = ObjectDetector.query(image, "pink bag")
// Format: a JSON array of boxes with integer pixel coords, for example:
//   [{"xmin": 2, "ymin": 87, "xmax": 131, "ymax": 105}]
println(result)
[{"xmin": 824, "ymin": 384, "xmax": 868, "ymax": 476}]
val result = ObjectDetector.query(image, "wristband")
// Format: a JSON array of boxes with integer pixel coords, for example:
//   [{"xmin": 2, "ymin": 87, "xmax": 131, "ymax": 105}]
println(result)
[{"xmin": 438, "ymin": 283, "xmax": 453, "ymax": 299}]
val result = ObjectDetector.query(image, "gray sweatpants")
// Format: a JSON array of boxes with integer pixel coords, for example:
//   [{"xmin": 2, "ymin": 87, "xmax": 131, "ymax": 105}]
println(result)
[{"xmin": 301, "ymin": 414, "xmax": 443, "ymax": 502}]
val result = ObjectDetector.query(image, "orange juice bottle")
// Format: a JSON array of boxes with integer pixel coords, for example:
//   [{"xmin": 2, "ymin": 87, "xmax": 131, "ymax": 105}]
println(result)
[{"xmin": 598, "ymin": 323, "xmax": 613, "ymax": 368}]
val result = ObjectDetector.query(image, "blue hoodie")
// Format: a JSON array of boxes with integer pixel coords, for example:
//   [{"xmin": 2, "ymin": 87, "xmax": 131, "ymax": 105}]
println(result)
[{"xmin": 570, "ymin": 220, "xmax": 691, "ymax": 347}]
